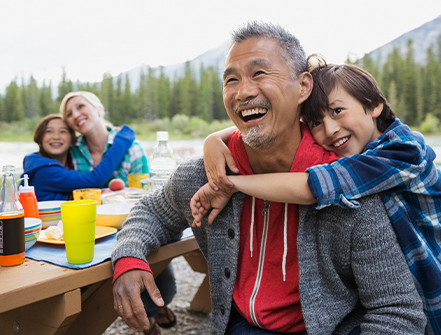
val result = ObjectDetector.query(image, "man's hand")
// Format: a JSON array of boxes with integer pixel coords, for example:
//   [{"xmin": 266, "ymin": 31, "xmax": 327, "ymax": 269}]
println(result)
[
  {"xmin": 113, "ymin": 270, "xmax": 164, "ymax": 332},
  {"xmin": 190, "ymin": 183, "xmax": 235, "ymax": 227}
]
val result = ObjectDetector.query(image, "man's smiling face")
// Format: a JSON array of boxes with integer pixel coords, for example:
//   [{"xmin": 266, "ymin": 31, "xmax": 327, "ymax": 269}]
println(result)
[{"xmin": 222, "ymin": 37, "xmax": 304, "ymax": 150}]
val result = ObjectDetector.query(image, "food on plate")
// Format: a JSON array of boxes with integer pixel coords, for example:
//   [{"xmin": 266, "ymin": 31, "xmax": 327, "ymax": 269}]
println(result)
[
  {"xmin": 109, "ymin": 178, "xmax": 125, "ymax": 191},
  {"xmin": 45, "ymin": 221, "xmax": 64, "ymax": 240}
]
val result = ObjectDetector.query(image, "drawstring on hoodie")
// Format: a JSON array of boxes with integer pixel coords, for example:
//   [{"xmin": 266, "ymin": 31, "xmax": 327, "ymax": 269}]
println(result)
[
  {"xmin": 250, "ymin": 197, "xmax": 255, "ymax": 258},
  {"xmin": 283, "ymin": 203, "xmax": 288, "ymax": 282},
  {"xmin": 249, "ymin": 198, "xmax": 288, "ymax": 281}
]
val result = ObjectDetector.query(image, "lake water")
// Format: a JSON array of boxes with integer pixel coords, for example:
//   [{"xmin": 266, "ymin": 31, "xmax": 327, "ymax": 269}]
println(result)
[
  {"xmin": 0, "ymin": 139, "xmax": 205, "ymax": 175},
  {"xmin": 2, "ymin": 135, "xmax": 441, "ymax": 175}
]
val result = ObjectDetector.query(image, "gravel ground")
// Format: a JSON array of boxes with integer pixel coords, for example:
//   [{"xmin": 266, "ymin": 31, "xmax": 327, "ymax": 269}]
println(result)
[{"xmin": 103, "ymin": 256, "xmax": 212, "ymax": 335}]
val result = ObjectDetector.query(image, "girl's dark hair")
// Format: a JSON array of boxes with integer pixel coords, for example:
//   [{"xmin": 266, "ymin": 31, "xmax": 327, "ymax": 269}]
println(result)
[
  {"xmin": 33, "ymin": 114, "xmax": 76, "ymax": 169},
  {"xmin": 302, "ymin": 55, "xmax": 396, "ymax": 133}
]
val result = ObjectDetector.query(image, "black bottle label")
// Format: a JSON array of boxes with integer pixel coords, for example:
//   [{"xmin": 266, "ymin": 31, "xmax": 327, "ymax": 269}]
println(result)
[{"xmin": 0, "ymin": 216, "xmax": 25, "ymax": 255}]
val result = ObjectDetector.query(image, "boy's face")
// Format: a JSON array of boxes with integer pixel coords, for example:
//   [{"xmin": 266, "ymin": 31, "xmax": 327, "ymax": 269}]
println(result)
[{"xmin": 309, "ymin": 85, "xmax": 383, "ymax": 157}]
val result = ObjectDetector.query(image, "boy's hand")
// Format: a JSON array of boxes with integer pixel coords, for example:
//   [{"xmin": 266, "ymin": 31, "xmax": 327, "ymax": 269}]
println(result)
[
  {"xmin": 190, "ymin": 183, "xmax": 235, "ymax": 227},
  {"xmin": 204, "ymin": 136, "xmax": 239, "ymax": 192}
]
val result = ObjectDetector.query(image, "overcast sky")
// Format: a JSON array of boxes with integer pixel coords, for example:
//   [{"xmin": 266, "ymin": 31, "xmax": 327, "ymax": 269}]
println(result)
[{"xmin": 1, "ymin": 0, "xmax": 441, "ymax": 93}]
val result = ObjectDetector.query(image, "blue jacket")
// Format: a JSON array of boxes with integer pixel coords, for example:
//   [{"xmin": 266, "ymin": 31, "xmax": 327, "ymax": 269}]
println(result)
[{"xmin": 22, "ymin": 125, "xmax": 136, "ymax": 201}]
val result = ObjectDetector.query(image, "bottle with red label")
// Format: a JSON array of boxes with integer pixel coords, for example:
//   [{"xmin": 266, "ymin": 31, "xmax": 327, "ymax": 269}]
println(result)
[
  {"xmin": 0, "ymin": 165, "xmax": 25, "ymax": 266},
  {"xmin": 19, "ymin": 174, "xmax": 39, "ymax": 219}
]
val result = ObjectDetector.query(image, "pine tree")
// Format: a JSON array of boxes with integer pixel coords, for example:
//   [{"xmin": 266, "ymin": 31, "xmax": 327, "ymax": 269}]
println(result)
[
  {"xmin": 210, "ymin": 66, "xmax": 225, "ymax": 120},
  {"xmin": 122, "ymin": 74, "xmax": 133, "ymax": 123},
  {"xmin": 113, "ymin": 75, "xmax": 124, "ymax": 125},
  {"xmin": 198, "ymin": 64, "xmax": 213, "ymax": 121},
  {"xmin": 170, "ymin": 76, "xmax": 180, "ymax": 119},
  {"xmin": 57, "ymin": 68, "xmax": 74, "ymax": 103},
  {"xmin": 361, "ymin": 53, "xmax": 380, "ymax": 82},
  {"xmin": 437, "ymin": 35, "xmax": 441, "ymax": 65},
  {"xmin": 387, "ymin": 80, "xmax": 399, "ymax": 114},
  {"xmin": 422, "ymin": 45, "xmax": 441, "ymax": 119},
  {"xmin": 176, "ymin": 61, "xmax": 196, "ymax": 117},
  {"xmin": 100, "ymin": 73, "xmax": 117, "ymax": 123},
  {"xmin": 40, "ymin": 80, "xmax": 55, "ymax": 116},
  {"xmin": 4, "ymin": 80, "xmax": 25, "ymax": 122},
  {"xmin": 147, "ymin": 68, "xmax": 159, "ymax": 120},
  {"xmin": 157, "ymin": 66, "xmax": 171, "ymax": 119},
  {"xmin": 136, "ymin": 69, "xmax": 149, "ymax": 120},
  {"xmin": 25, "ymin": 75, "xmax": 41, "ymax": 118},
  {"xmin": 402, "ymin": 39, "xmax": 419, "ymax": 126},
  {"xmin": 0, "ymin": 94, "xmax": 5, "ymax": 122},
  {"xmin": 382, "ymin": 47, "xmax": 405, "ymax": 101}
]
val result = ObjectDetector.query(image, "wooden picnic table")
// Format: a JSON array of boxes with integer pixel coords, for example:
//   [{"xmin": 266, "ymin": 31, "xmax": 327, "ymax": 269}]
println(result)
[{"xmin": 0, "ymin": 235, "xmax": 211, "ymax": 335}]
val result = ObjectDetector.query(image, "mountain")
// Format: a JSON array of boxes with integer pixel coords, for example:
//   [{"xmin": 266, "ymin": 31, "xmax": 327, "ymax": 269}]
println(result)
[
  {"xmin": 368, "ymin": 14, "xmax": 441, "ymax": 66},
  {"xmin": 118, "ymin": 41, "xmax": 229, "ymax": 90},
  {"xmin": 118, "ymin": 15, "xmax": 441, "ymax": 90}
]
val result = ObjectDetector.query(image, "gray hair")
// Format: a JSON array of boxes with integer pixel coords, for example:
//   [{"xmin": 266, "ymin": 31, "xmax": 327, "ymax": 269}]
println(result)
[{"xmin": 228, "ymin": 21, "xmax": 307, "ymax": 78}]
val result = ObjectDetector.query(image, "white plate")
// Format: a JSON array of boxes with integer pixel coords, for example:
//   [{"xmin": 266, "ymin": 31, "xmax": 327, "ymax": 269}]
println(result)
[{"xmin": 37, "ymin": 226, "xmax": 117, "ymax": 245}]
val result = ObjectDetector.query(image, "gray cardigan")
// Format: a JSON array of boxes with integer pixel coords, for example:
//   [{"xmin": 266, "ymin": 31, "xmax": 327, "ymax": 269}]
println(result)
[{"xmin": 112, "ymin": 157, "xmax": 426, "ymax": 334}]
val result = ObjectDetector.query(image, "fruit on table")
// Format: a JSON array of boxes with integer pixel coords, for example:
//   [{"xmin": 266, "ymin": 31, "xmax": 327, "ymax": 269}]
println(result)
[{"xmin": 109, "ymin": 178, "xmax": 125, "ymax": 191}]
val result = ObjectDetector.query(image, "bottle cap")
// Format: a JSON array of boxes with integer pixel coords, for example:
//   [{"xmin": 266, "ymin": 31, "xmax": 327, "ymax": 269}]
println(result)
[
  {"xmin": 157, "ymin": 131, "xmax": 168, "ymax": 141},
  {"xmin": 19, "ymin": 174, "xmax": 35, "ymax": 193}
]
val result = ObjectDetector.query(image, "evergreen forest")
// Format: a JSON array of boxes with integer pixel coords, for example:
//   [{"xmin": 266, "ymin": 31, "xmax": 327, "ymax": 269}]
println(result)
[{"xmin": 1, "ymin": 35, "xmax": 441, "ymax": 140}]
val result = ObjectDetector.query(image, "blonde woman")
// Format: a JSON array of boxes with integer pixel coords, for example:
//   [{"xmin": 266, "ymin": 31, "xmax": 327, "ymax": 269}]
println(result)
[{"xmin": 60, "ymin": 91, "xmax": 149, "ymax": 187}]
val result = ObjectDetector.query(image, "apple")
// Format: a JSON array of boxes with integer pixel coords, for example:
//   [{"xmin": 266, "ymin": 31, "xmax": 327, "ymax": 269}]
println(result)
[{"xmin": 109, "ymin": 178, "xmax": 125, "ymax": 191}]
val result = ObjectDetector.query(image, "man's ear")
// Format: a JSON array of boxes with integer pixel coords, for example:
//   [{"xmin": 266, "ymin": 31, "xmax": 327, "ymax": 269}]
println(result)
[
  {"xmin": 371, "ymin": 102, "xmax": 383, "ymax": 119},
  {"xmin": 298, "ymin": 72, "xmax": 313, "ymax": 104}
]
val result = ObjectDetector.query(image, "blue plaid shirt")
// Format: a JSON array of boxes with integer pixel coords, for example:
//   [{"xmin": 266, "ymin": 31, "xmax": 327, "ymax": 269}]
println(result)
[
  {"xmin": 71, "ymin": 127, "xmax": 149, "ymax": 188},
  {"xmin": 307, "ymin": 119, "xmax": 441, "ymax": 334}
]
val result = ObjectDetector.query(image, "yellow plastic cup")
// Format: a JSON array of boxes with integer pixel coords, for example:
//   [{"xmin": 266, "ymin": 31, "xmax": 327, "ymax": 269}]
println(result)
[
  {"xmin": 61, "ymin": 200, "xmax": 97, "ymax": 264},
  {"xmin": 128, "ymin": 173, "xmax": 149, "ymax": 189},
  {"xmin": 140, "ymin": 177, "xmax": 151, "ymax": 194},
  {"xmin": 73, "ymin": 188, "xmax": 102, "ymax": 206}
]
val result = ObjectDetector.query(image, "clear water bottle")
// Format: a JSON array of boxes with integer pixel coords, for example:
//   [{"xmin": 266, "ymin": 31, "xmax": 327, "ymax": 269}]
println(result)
[{"xmin": 150, "ymin": 131, "xmax": 177, "ymax": 191}]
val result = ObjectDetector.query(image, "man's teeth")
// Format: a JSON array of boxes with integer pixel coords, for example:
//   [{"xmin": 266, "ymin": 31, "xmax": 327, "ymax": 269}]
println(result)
[
  {"xmin": 241, "ymin": 108, "xmax": 267, "ymax": 117},
  {"xmin": 333, "ymin": 137, "xmax": 349, "ymax": 148}
]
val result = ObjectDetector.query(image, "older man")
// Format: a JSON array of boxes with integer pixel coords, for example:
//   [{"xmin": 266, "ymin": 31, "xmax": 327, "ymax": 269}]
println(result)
[{"xmin": 112, "ymin": 22, "xmax": 426, "ymax": 335}]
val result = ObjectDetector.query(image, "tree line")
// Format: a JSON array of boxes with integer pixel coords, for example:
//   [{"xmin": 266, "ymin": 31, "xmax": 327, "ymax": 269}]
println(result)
[
  {"xmin": 352, "ymin": 35, "xmax": 441, "ymax": 133},
  {"xmin": 1, "ymin": 34, "xmax": 441, "ymax": 133},
  {"xmin": 0, "ymin": 61, "xmax": 225, "ymax": 127}
]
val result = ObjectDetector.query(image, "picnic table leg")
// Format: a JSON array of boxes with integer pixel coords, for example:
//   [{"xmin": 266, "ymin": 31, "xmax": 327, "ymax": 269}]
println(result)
[
  {"xmin": 65, "ymin": 278, "xmax": 117, "ymax": 335},
  {"xmin": 184, "ymin": 250, "xmax": 212, "ymax": 313},
  {"xmin": 0, "ymin": 289, "xmax": 81, "ymax": 335}
]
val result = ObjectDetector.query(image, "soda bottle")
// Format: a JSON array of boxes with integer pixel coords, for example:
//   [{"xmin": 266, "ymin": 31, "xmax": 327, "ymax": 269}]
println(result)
[
  {"xmin": 19, "ymin": 174, "xmax": 39, "ymax": 218},
  {"xmin": 0, "ymin": 165, "xmax": 25, "ymax": 266},
  {"xmin": 150, "ymin": 131, "xmax": 177, "ymax": 191}
]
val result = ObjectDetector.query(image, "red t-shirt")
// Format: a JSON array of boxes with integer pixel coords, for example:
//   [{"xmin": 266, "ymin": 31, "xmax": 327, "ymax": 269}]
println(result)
[{"xmin": 229, "ymin": 122, "xmax": 338, "ymax": 333}]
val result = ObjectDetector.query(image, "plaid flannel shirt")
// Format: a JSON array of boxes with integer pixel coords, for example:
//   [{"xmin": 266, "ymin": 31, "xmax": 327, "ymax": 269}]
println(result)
[
  {"xmin": 307, "ymin": 119, "xmax": 441, "ymax": 334},
  {"xmin": 70, "ymin": 127, "xmax": 149, "ymax": 188}
]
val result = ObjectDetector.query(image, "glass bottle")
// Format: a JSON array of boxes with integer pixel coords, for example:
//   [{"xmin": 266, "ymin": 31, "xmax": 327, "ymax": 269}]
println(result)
[{"xmin": 0, "ymin": 165, "xmax": 25, "ymax": 266}]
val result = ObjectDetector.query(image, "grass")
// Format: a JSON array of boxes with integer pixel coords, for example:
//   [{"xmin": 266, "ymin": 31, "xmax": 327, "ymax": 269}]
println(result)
[{"xmin": 0, "ymin": 117, "xmax": 235, "ymax": 142}]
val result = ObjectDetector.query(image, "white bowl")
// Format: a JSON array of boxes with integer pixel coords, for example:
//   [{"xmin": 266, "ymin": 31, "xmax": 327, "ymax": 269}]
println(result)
[
  {"xmin": 37, "ymin": 200, "xmax": 64, "ymax": 211},
  {"xmin": 37, "ymin": 201, "xmax": 63, "ymax": 228},
  {"xmin": 96, "ymin": 202, "xmax": 134, "ymax": 230},
  {"xmin": 24, "ymin": 218, "xmax": 42, "ymax": 251}
]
